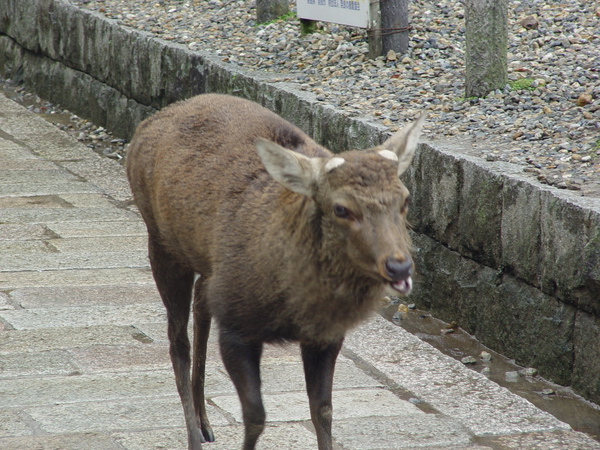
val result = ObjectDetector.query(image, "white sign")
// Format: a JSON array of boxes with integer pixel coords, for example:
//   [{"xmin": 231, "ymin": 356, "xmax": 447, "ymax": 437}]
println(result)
[{"xmin": 296, "ymin": 0, "xmax": 371, "ymax": 29}]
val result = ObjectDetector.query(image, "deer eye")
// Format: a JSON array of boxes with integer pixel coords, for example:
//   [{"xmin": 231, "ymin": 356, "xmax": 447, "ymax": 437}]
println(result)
[
  {"xmin": 401, "ymin": 197, "xmax": 410, "ymax": 213},
  {"xmin": 333, "ymin": 204, "xmax": 351, "ymax": 219}
]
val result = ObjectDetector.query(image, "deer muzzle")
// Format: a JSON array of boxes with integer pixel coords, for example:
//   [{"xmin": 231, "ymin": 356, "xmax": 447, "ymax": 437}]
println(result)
[{"xmin": 384, "ymin": 256, "xmax": 413, "ymax": 295}]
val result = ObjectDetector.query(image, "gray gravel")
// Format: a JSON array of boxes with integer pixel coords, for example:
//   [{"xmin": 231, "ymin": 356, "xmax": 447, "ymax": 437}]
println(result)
[{"xmin": 47, "ymin": 1, "xmax": 600, "ymax": 195}]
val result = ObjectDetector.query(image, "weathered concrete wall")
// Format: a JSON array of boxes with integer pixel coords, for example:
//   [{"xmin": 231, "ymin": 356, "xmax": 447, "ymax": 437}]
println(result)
[
  {"xmin": 1, "ymin": 0, "xmax": 599, "ymax": 404},
  {"xmin": 403, "ymin": 143, "xmax": 600, "ymax": 401}
]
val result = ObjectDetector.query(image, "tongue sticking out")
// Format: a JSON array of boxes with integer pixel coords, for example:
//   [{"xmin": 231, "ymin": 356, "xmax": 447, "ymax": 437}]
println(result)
[{"xmin": 391, "ymin": 277, "xmax": 413, "ymax": 295}]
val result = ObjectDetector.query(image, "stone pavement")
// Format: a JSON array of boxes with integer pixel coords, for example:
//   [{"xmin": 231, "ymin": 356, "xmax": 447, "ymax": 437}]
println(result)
[{"xmin": 0, "ymin": 93, "xmax": 598, "ymax": 450}]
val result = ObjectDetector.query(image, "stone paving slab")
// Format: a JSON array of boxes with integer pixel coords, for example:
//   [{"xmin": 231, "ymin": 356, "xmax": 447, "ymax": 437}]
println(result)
[
  {"xmin": 57, "ymin": 193, "xmax": 118, "ymax": 208},
  {"xmin": 0, "ymin": 169, "xmax": 81, "ymax": 184},
  {"xmin": 0, "ymin": 371, "xmax": 190, "ymax": 407},
  {"xmin": 0, "ymin": 292, "xmax": 10, "ymax": 310},
  {"xmin": 0, "ymin": 143, "xmax": 38, "ymax": 157},
  {"xmin": 345, "ymin": 315, "xmax": 571, "ymax": 437},
  {"xmin": 332, "ymin": 415, "xmax": 471, "ymax": 449},
  {"xmin": 0, "ymin": 206, "xmax": 138, "ymax": 224},
  {"xmin": 46, "ymin": 220, "xmax": 147, "ymax": 238},
  {"xmin": 214, "ymin": 389, "xmax": 422, "ymax": 424},
  {"xmin": 0, "ymin": 194, "xmax": 73, "ymax": 209},
  {"xmin": 0, "ymin": 325, "xmax": 153, "ymax": 352},
  {"xmin": 0, "ymin": 303, "xmax": 166, "ymax": 329},
  {"xmin": 22, "ymin": 136, "xmax": 99, "ymax": 161},
  {"xmin": 0, "ymin": 158, "xmax": 58, "ymax": 170},
  {"xmin": 110, "ymin": 424, "xmax": 320, "ymax": 450},
  {"xmin": 0, "ymin": 349, "xmax": 79, "ymax": 378},
  {"xmin": 0, "ymin": 193, "xmax": 117, "ymax": 209},
  {"xmin": 0, "ymin": 223, "xmax": 55, "ymax": 240},
  {"xmin": 0, "ymin": 411, "xmax": 33, "ymax": 439},
  {"xmin": 0, "ymin": 267, "xmax": 154, "ymax": 289},
  {"xmin": 0, "ymin": 181, "xmax": 103, "ymax": 197},
  {"xmin": 49, "ymin": 235, "xmax": 147, "ymax": 253},
  {"xmin": 25, "ymin": 397, "xmax": 229, "ymax": 434},
  {"xmin": 61, "ymin": 158, "xmax": 135, "ymax": 202},
  {"xmin": 9, "ymin": 284, "xmax": 161, "ymax": 308},
  {"xmin": 0, "ymin": 113, "xmax": 97, "ymax": 157},
  {"xmin": 0, "ymin": 239, "xmax": 53, "ymax": 255},
  {"xmin": 67, "ymin": 343, "xmax": 173, "ymax": 374},
  {"xmin": 0, "ymin": 433, "xmax": 125, "ymax": 450},
  {"xmin": 0, "ymin": 250, "xmax": 149, "ymax": 272}
]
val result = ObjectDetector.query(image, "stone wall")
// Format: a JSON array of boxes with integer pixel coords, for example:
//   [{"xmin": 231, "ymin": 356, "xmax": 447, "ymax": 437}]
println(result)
[
  {"xmin": 402, "ymin": 143, "xmax": 600, "ymax": 398},
  {"xmin": 1, "ymin": 0, "xmax": 599, "ymax": 403}
]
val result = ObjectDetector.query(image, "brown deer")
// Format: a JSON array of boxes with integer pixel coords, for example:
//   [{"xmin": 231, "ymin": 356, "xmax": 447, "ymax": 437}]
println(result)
[{"xmin": 126, "ymin": 94, "xmax": 424, "ymax": 450}]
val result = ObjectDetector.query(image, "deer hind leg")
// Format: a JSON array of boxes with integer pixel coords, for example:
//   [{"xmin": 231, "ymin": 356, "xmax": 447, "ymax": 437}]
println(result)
[
  {"xmin": 192, "ymin": 276, "xmax": 215, "ymax": 442},
  {"xmin": 148, "ymin": 236, "xmax": 203, "ymax": 450},
  {"xmin": 301, "ymin": 338, "xmax": 344, "ymax": 450},
  {"xmin": 219, "ymin": 329, "xmax": 265, "ymax": 450}
]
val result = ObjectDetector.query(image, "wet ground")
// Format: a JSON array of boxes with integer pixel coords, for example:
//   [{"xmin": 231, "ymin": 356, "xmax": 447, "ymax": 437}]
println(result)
[
  {"xmin": 381, "ymin": 300, "xmax": 600, "ymax": 442},
  {"xmin": 2, "ymin": 78, "xmax": 599, "ymax": 444},
  {"xmin": 0, "ymin": 80, "xmax": 127, "ymax": 164}
]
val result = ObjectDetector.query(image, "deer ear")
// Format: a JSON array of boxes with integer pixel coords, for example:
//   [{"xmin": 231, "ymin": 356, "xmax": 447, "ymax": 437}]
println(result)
[
  {"xmin": 255, "ymin": 138, "xmax": 319, "ymax": 197},
  {"xmin": 381, "ymin": 113, "xmax": 425, "ymax": 176}
]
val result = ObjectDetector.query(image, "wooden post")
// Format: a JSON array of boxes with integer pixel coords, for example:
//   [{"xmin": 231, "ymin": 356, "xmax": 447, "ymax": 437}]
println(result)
[
  {"xmin": 256, "ymin": 0, "xmax": 289, "ymax": 24},
  {"xmin": 368, "ymin": 0, "xmax": 382, "ymax": 59},
  {"xmin": 465, "ymin": 0, "xmax": 508, "ymax": 97},
  {"xmin": 381, "ymin": 0, "xmax": 409, "ymax": 55}
]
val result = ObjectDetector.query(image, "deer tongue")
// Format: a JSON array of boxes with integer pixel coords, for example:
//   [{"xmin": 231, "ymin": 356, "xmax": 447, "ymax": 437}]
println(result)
[{"xmin": 391, "ymin": 277, "xmax": 412, "ymax": 295}]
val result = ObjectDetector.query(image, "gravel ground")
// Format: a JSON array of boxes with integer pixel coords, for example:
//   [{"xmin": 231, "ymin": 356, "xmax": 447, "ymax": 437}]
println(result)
[{"xmin": 11, "ymin": 0, "xmax": 600, "ymax": 195}]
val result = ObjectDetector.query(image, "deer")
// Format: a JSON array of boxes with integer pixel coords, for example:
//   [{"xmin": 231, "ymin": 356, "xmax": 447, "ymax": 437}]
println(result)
[{"xmin": 126, "ymin": 93, "xmax": 424, "ymax": 450}]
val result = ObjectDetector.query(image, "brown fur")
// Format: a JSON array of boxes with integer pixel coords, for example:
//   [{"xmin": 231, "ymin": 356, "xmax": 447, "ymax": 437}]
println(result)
[{"xmin": 126, "ymin": 94, "xmax": 424, "ymax": 450}]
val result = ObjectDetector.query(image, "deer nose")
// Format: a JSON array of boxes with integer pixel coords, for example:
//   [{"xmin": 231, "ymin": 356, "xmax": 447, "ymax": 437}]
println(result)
[{"xmin": 385, "ymin": 256, "xmax": 412, "ymax": 282}]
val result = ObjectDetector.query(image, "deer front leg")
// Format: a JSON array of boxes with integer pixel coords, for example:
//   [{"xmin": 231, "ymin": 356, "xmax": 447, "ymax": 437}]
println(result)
[
  {"xmin": 301, "ymin": 338, "xmax": 343, "ymax": 450},
  {"xmin": 219, "ymin": 330, "xmax": 265, "ymax": 450}
]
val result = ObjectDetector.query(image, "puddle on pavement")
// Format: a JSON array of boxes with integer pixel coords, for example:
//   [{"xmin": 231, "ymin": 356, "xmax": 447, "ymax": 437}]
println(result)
[
  {"xmin": 3, "ymin": 78, "xmax": 599, "ymax": 443},
  {"xmin": 380, "ymin": 301, "xmax": 600, "ymax": 442},
  {"xmin": 0, "ymin": 80, "xmax": 126, "ymax": 163}
]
